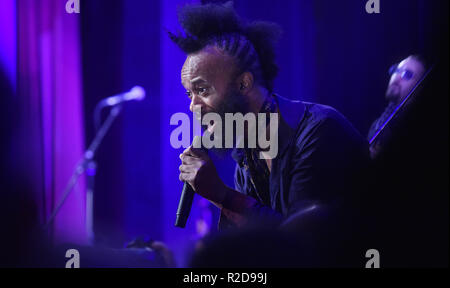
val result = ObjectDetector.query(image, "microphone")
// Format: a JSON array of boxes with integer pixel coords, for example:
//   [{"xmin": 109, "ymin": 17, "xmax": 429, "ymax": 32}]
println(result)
[
  {"xmin": 94, "ymin": 86, "xmax": 146, "ymax": 130},
  {"xmin": 175, "ymin": 136, "xmax": 203, "ymax": 228},
  {"xmin": 100, "ymin": 86, "xmax": 146, "ymax": 107}
]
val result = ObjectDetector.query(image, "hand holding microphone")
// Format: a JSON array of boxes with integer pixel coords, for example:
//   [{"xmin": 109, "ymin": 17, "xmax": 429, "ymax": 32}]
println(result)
[{"xmin": 176, "ymin": 136, "xmax": 227, "ymax": 228}]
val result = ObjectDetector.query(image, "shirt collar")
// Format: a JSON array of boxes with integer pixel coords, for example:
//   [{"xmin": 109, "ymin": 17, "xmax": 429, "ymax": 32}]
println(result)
[
  {"xmin": 231, "ymin": 94, "xmax": 306, "ymax": 164},
  {"xmin": 273, "ymin": 94, "xmax": 306, "ymax": 158}
]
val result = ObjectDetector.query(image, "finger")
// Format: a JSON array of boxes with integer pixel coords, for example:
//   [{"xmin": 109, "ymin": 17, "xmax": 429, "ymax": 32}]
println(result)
[
  {"xmin": 179, "ymin": 171, "xmax": 194, "ymax": 183},
  {"xmin": 189, "ymin": 146, "xmax": 208, "ymax": 158},
  {"xmin": 180, "ymin": 148, "xmax": 199, "ymax": 159},
  {"xmin": 179, "ymin": 171, "xmax": 190, "ymax": 182},
  {"xmin": 183, "ymin": 146, "xmax": 196, "ymax": 157},
  {"xmin": 179, "ymin": 163, "xmax": 195, "ymax": 173},
  {"xmin": 179, "ymin": 154, "xmax": 197, "ymax": 164},
  {"xmin": 183, "ymin": 135, "xmax": 205, "ymax": 157},
  {"xmin": 182, "ymin": 146, "xmax": 190, "ymax": 155}
]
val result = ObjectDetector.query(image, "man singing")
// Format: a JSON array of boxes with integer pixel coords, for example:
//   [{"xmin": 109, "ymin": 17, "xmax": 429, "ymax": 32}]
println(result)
[{"xmin": 173, "ymin": 2, "xmax": 369, "ymax": 238}]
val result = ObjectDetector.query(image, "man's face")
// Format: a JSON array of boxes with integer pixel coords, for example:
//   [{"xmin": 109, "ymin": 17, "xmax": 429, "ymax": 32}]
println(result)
[
  {"xmin": 181, "ymin": 46, "xmax": 247, "ymax": 131},
  {"xmin": 385, "ymin": 56, "xmax": 425, "ymax": 103}
]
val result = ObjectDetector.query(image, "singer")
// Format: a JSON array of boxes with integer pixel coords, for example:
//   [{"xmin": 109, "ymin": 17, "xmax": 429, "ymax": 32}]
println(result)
[{"xmin": 173, "ymin": 2, "xmax": 370, "ymax": 240}]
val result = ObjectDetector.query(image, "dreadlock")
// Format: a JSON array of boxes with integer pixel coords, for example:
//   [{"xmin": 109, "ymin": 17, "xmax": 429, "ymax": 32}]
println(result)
[{"xmin": 168, "ymin": 1, "xmax": 282, "ymax": 92}]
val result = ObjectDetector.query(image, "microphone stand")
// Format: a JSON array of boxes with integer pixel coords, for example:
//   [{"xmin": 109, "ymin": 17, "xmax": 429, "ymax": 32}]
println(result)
[
  {"xmin": 85, "ymin": 160, "xmax": 97, "ymax": 244},
  {"xmin": 44, "ymin": 105, "xmax": 123, "ymax": 244}
]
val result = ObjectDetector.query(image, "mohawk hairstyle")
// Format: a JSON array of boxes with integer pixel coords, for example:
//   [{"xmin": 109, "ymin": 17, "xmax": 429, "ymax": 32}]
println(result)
[{"xmin": 168, "ymin": 1, "xmax": 282, "ymax": 92}]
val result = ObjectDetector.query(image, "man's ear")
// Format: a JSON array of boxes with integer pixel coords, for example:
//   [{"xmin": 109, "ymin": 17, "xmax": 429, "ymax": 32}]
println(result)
[{"xmin": 237, "ymin": 72, "xmax": 254, "ymax": 95}]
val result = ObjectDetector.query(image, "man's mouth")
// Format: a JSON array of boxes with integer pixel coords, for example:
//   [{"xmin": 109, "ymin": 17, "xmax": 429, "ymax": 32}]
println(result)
[
  {"xmin": 389, "ymin": 83, "xmax": 400, "ymax": 92},
  {"xmin": 387, "ymin": 84, "xmax": 401, "ymax": 98},
  {"xmin": 206, "ymin": 121, "xmax": 217, "ymax": 134}
]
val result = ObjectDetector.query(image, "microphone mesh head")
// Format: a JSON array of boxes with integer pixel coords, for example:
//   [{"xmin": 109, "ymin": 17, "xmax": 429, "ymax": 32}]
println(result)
[{"xmin": 129, "ymin": 86, "xmax": 146, "ymax": 101}]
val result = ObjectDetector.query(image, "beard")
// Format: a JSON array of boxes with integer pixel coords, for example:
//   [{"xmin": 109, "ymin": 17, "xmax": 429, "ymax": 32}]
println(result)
[
  {"xmin": 216, "ymin": 84, "xmax": 249, "ymax": 117},
  {"xmin": 202, "ymin": 84, "xmax": 248, "ymax": 158}
]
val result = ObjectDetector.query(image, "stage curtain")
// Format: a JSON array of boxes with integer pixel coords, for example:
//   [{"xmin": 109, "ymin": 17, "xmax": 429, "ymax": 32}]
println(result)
[{"xmin": 16, "ymin": 0, "xmax": 87, "ymax": 245}]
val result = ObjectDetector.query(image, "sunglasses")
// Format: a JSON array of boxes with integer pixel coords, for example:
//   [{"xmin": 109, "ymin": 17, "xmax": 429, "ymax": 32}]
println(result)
[{"xmin": 389, "ymin": 64, "xmax": 414, "ymax": 80}]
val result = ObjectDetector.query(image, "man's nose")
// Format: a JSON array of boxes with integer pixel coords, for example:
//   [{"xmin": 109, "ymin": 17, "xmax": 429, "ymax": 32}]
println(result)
[
  {"xmin": 189, "ymin": 94, "xmax": 203, "ymax": 113},
  {"xmin": 390, "ymin": 73, "xmax": 402, "ymax": 85}
]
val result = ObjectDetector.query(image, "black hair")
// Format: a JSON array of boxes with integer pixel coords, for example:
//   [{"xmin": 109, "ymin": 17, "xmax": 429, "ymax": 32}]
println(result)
[{"xmin": 168, "ymin": 1, "xmax": 282, "ymax": 92}]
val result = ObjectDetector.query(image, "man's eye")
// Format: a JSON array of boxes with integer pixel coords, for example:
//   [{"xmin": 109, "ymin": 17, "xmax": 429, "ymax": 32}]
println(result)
[
  {"xmin": 197, "ymin": 87, "xmax": 208, "ymax": 95},
  {"xmin": 186, "ymin": 91, "xmax": 192, "ymax": 98}
]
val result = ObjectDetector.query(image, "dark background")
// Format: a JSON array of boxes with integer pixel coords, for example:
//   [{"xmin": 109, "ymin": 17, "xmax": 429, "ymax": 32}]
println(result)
[{"xmin": 1, "ymin": 0, "xmax": 448, "ymax": 267}]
